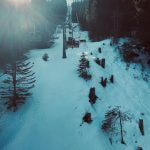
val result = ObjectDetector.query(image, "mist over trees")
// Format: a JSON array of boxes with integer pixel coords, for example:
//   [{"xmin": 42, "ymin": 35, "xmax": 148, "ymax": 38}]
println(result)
[
  {"xmin": 72, "ymin": 0, "xmax": 150, "ymax": 46},
  {"xmin": 0, "ymin": 0, "xmax": 67, "ymax": 66}
]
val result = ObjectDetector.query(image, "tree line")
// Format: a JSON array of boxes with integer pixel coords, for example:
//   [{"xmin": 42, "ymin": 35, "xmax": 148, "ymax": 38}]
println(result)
[{"xmin": 72, "ymin": 0, "xmax": 150, "ymax": 46}]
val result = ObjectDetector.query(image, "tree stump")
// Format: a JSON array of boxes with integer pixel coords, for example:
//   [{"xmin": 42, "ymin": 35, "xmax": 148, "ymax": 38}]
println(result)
[
  {"xmin": 86, "ymin": 61, "xmax": 90, "ymax": 68},
  {"xmin": 83, "ymin": 112, "xmax": 92, "ymax": 124},
  {"xmin": 95, "ymin": 58, "xmax": 101, "ymax": 66},
  {"xmin": 110, "ymin": 75, "xmax": 114, "ymax": 83},
  {"xmin": 101, "ymin": 58, "xmax": 105, "ymax": 68},
  {"xmin": 101, "ymin": 77, "xmax": 107, "ymax": 88},
  {"xmin": 89, "ymin": 87, "xmax": 98, "ymax": 104},
  {"xmin": 98, "ymin": 47, "xmax": 101, "ymax": 53},
  {"xmin": 137, "ymin": 146, "xmax": 143, "ymax": 150}
]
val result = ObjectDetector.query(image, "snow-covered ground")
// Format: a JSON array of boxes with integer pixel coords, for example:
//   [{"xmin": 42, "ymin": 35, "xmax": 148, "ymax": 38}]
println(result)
[{"xmin": 0, "ymin": 26, "xmax": 150, "ymax": 150}]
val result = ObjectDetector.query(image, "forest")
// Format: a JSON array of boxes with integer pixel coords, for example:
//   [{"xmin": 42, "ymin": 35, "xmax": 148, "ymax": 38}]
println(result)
[{"xmin": 72, "ymin": 0, "xmax": 150, "ymax": 46}]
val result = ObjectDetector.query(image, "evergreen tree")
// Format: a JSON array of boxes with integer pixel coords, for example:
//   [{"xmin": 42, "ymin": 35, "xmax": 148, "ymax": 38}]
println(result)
[
  {"xmin": 0, "ymin": 59, "xmax": 36, "ymax": 112},
  {"xmin": 76, "ymin": 0, "xmax": 136, "ymax": 40},
  {"xmin": 136, "ymin": 0, "xmax": 150, "ymax": 46},
  {"xmin": 77, "ymin": 52, "xmax": 91, "ymax": 81}
]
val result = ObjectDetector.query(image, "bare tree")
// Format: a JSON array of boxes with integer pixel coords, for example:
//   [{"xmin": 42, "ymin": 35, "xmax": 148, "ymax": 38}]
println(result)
[{"xmin": 101, "ymin": 106, "xmax": 131, "ymax": 144}]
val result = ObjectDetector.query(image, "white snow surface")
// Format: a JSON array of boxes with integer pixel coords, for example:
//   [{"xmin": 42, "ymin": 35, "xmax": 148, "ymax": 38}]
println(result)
[{"xmin": 0, "ymin": 26, "xmax": 150, "ymax": 150}]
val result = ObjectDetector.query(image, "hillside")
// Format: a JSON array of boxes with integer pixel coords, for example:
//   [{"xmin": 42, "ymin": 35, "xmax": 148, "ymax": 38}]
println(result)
[{"xmin": 0, "ymin": 25, "xmax": 150, "ymax": 150}]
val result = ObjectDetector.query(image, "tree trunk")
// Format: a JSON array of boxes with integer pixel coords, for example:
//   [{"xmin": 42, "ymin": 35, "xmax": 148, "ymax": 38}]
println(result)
[
  {"xmin": 139, "ymin": 119, "xmax": 144, "ymax": 136},
  {"xmin": 13, "ymin": 63, "xmax": 17, "ymax": 98},
  {"xmin": 119, "ymin": 110, "xmax": 125, "ymax": 144},
  {"xmin": 12, "ymin": 62, "xmax": 17, "ymax": 111},
  {"xmin": 63, "ymin": 23, "xmax": 67, "ymax": 58}
]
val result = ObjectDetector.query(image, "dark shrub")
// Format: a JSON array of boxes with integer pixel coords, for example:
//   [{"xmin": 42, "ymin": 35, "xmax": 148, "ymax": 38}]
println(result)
[
  {"xmin": 110, "ymin": 75, "xmax": 114, "ymax": 83},
  {"xmin": 42, "ymin": 53, "xmax": 49, "ymax": 61},
  {"xmin": 83, "ymin": 112, "xmax": 92, "ymax": 124},
  {"xmin": 98, "ymin": 47, "xmax": 101, "ymax": 53},
  {"xmin": 100, "ymin": 77, "xmax": 107, "ymax": 88}
]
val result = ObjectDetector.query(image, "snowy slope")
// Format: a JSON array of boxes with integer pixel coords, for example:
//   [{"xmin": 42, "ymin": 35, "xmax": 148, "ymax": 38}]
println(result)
[{"xmin": 0, "ymin": 26, "xmax": 150, "ymax": 150}]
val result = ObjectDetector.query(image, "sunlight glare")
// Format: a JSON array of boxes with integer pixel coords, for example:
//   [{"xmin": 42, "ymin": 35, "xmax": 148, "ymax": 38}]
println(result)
[{"xmin": 7, "ymin": 0, "xmax": 30, "ymax": 7}]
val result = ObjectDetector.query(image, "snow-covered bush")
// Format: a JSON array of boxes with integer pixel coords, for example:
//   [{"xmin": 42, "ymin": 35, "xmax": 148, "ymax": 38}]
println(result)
[
  {"xmin": 42, "ymin": 53, "xmax": 49, "ymax": 61},
  {"xmin": 77, "ymin": 53, "xmax": 91, "ymax": 81},
  {"xmin": 101, "ymin": 107, "xmax": 131, "ymax": 144},
  {"xmin": 89, "ymin": 87, "xmax": 98, "ymax": 105}
]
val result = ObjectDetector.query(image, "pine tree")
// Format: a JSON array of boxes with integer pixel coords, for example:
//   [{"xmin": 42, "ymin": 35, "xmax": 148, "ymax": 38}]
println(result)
[
  {"xmin": 76, "ymin": 0, "xmax": 136, "ymax": 40},
  {"xmin": 136, "ymin": 0, "xmax": 150, "ymax": 46},
  {"xmin": 0, "ymin": 59, "xmax": 36, "ymax": 112},
  {"xmin": 77, "ymin": 52, "xmax": 91, "ymax": 81}
]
